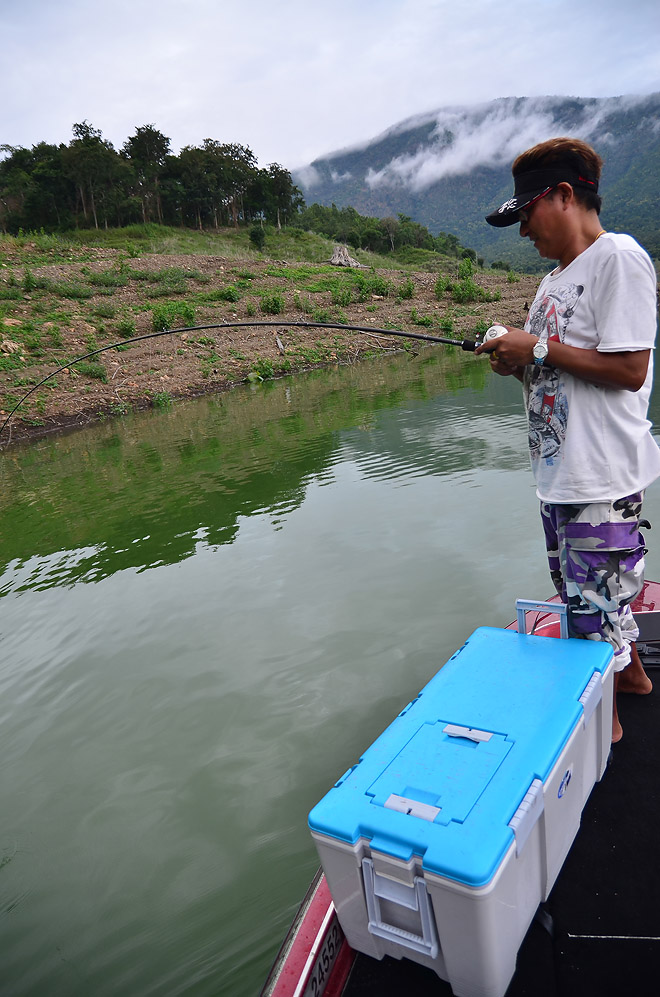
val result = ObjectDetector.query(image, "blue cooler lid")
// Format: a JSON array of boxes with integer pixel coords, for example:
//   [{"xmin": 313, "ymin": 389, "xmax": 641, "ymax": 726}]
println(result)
[{"xmin": 309, "ymin": 627, "xmax": 612, "ymax": 887}]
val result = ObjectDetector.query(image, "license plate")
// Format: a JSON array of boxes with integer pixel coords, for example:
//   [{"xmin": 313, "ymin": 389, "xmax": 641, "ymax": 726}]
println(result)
[{"xmin": 302, "ymin": 916, "xmax": 344, "ymax": 997}]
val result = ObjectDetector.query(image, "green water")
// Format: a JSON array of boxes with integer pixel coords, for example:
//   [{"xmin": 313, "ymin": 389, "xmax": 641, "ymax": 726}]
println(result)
[{"xmin": 2, "ymin": 348, "xmax": 660, "ymax": 996}]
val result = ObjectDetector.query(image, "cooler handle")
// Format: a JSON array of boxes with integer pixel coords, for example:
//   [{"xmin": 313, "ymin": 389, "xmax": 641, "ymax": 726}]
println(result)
[
  {"xmin": 362, "ymin": 858, "xmax": 439, "ymax": 959},
  {"xmin": 516, "ymin": 599, "xmax": 568, "ymax": 639}
]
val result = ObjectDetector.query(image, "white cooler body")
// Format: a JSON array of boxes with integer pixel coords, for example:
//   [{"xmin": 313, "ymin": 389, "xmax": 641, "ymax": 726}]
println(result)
[{"xmin": 309, "ymin": 625, "xmax": 614, "ymax": 997}]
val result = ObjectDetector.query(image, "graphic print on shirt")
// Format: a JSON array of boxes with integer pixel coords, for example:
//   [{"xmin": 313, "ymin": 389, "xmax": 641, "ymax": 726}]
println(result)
[{"xmin": 526, "ymin": 283, "xmax": 583, "ymax": 463}]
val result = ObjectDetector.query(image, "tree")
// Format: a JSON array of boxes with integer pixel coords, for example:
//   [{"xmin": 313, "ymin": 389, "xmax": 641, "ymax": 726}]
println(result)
[
  {"xmin": 203, "ymin": 141, "xmax": 258, "ymax": 227},
  {"xmin": 263, "ymin": 163, "xmax": 304, "ymax": 229},
  {"xmin": 63, "ymin": 121, "xmax": 120, "ymax": 228},
  {"xmin": 381, "ymin": 216, "xmax": 400, "ymax": 251},
  {"xmin": 0, "ymin": 146, "xmax": 37, "ymax": 231},
  {"xmin": 175, "ymin": 146, "xmax": 209, "ymax": 230},
  {"xmin": 122, "ymin": 124, "xmax": 171, "ymax": 224}
]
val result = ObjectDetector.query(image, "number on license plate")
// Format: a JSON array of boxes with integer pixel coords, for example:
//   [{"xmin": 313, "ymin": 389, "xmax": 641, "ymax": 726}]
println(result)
[{"xmin": 303, "ymin": 918, "xmax": 343, "ymax": 997}]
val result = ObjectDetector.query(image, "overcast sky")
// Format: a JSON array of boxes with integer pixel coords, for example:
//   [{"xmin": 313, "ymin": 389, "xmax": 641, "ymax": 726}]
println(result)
[{"xmin": 3, "ymin": 0, "xmax": 659, "ymax": 171}]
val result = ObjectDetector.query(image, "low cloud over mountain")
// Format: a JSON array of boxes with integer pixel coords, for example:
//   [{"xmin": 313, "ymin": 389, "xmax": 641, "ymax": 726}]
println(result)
[{"xmin": 295, "ymin": 94, "xmax": 660, "ymax": 266}]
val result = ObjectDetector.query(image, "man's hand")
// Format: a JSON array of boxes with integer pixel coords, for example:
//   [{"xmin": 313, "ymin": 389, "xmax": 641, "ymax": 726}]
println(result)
[
  {"xmin": 474, "ymin": 324, "xmax": 650, "ymax": 391},
  {"xmin": 474, "ymin": 325, "xmax": 531, "ymax": 379}
]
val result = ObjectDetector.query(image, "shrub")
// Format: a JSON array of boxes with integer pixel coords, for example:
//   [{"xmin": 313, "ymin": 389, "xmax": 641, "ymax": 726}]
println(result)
[
  {"xmin": 434, "ymin": 275, "xmax": 451, "ymax": 299},
  {"xmin": 251, "ymin": 357, "xmax": 275, "ymax": 379},
  {"xmin": 23, "ymin": 267, "xmax": 37, "ymax": 292},
  {"xmin": 451, "ymin": 280, "xmax": 481, "ymax": 304},
  {"xmin": 260, "ymin": 291, "xmax": 285, "ymax": 315},
  {"xmin": 88, "ymin": 270, "xmax": 128, "ymax": 288},
  {"xmin": 53, "ymin": 282, "xmax": 93, "ymax": 299},
  {"xmin": 151, "ymin": 301, "xmax": 196, "ymax": 331},
  {"xmin": 92, "ymin": 303, "xmax": 117, "ymax": 318},
  {"xmin": 75, "ymin": 361, "xmax": 107, "ymax": 382},
  {"xmin": 457, "ymin": 257, "xmax": 474, "ymax": 280},
  {"xmin": 397, "ymin": 277, "xmax": 415, "ymax": 300},
  {"xmin": 410, "ymin": 308, "xmax": 434, "ymax": 328},
  {"xmin": 152, "ymin": 391, "xmax": 173, "ymax": 409},
  {"xmin": 331, "ymin": 286, "xmax": 352, "ymax": 307},
  {"xmin": 217, "ymin": 284, "xmax": 241, "ymax": 302},
  {"xmin": 116, "ymin": 316, "xmax": 137, "ymax": 339},
  {"xmin": 365, "ymin": 273, "xmax": 392, "ymax": 297},
  {"xmin": 0, "ymin": 285, "xmax": 21, "ymax": 300},
  {"xmin": 249, "ymin": 225, "xmax": 266, "ymax": 251}
]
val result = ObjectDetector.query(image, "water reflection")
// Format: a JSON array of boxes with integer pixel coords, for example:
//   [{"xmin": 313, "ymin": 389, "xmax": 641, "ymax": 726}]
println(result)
[{"xmin": 0, "ymin": 349, "xmax": 503, "ymax": 593}]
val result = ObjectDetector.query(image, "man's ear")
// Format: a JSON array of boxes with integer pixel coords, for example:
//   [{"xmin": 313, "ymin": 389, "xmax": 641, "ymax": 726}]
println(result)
[{"xmin": 556, "ymin": 182, "xmax": 575, "ymax": 208}]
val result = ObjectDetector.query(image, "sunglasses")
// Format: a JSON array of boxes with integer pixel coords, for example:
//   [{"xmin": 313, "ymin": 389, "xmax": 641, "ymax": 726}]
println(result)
[{"xmin": 517, "ymin": 186, "xmax": 555, "ymax": 224}]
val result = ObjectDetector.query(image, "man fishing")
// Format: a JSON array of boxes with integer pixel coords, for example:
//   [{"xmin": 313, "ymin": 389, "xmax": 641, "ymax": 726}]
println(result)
[{"xmin": 477, "ymin": 137, "xmax": 660, "ymax": 742}]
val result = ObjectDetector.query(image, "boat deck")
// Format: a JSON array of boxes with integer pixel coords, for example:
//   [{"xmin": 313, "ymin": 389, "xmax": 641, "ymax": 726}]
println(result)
[{"xmin": 343, "ymin": 641, "xmax": 660, "ymax": 996}]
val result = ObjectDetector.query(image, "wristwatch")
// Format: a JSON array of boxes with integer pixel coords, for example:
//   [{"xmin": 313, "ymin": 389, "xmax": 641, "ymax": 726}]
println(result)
[{"xmin": 533, "ymin": 335, "xmax": 549, "ymax": 367}]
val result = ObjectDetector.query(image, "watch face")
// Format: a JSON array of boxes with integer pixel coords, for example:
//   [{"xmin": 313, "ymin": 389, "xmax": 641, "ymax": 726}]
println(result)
[{"xmin": 533, "ymin": 342, "xmax": 548, "ymax": 359}]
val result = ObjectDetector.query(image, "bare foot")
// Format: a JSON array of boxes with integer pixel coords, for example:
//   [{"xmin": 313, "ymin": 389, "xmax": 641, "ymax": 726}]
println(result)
[
  {"xmin": 617, "ymin": 644, "xmax": 653, "ymax": 695},
  {"xmin": 612, "ymin": 689, "xmax": 623, "ymax": 743}
]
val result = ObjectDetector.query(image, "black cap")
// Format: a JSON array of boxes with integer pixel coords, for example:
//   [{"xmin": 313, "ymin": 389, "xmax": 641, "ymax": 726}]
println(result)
[{"xmin": 485, "ymin": 166, "xmax": 599, "ymax": 227}]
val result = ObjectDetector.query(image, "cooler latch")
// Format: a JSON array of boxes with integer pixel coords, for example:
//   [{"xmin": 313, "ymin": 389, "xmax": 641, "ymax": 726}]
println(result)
[
  {"xmin": 362, "ymin": 857, "xmax": 439, "ymax": 958},
  {"xmin": 443, "ymin": 724, "xmax": 493, "ymax": 743},
  {"xmin": 384, "ymin": 794, "xmax": 441, "ymax": 822}
]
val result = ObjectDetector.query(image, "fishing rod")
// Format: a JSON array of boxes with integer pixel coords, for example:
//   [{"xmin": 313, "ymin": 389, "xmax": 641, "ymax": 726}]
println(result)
[{"xmin": 0, "ymin": 319, "xmax": 503, "ymax": 443}]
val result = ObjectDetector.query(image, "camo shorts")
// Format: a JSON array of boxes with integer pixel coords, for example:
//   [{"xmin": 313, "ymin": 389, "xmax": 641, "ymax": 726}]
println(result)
[{"xmin": 540, "ymin": 492, "xmax": 647, "ymax": 670}]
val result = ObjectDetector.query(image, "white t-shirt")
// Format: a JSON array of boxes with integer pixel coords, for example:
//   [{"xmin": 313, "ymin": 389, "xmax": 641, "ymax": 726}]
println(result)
[{"xmin": 522, "ymin": 232, "xmax": 660, "ymax": 503}]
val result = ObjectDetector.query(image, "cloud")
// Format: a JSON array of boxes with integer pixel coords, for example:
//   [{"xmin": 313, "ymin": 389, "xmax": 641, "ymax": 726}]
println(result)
[
  {"xmin": 2, "ymin": 1, "xmax": 660, "ymax": 172},
  {"xmin": 363, "ymin": 95, "xmax": 658, "ymax": 191},
  {"xmin": 295, "ymin": 165, "xmax": 322, "ymax": 188}
]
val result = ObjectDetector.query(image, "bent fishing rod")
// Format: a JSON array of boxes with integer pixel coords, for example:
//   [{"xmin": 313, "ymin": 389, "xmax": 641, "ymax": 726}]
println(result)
[{"xmin": 0, "ymin": 319, "xmax": 503, "ymax": 443}]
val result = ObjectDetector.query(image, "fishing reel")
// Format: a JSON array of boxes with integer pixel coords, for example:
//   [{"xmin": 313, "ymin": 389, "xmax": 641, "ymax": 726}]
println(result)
[{"xmin": 481, "ymin": 324, "xmax": 508, "ymax": 343}]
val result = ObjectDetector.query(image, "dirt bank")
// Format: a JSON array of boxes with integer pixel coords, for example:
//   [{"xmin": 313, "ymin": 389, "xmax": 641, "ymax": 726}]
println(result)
[{"xmin": 0, "ymin": 248, "xmax": 539, "ymax": 446}]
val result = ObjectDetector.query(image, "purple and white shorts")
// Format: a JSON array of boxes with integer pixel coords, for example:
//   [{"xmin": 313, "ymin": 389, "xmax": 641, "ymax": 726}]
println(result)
[{"xmin": 540, "ymin": 492, "xmax": 647, "ymax": 670}]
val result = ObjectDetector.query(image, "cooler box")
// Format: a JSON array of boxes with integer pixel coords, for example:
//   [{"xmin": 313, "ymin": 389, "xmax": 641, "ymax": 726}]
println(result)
[{"xmin": 309, "ymin": 625, "xmax": 614, "ymax": 997}]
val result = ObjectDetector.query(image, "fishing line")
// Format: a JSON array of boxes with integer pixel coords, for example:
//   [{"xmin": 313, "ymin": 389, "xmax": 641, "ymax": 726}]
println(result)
[{"xmin": 0, "ymin": 320, "xmax": 482, "ymax": 443}]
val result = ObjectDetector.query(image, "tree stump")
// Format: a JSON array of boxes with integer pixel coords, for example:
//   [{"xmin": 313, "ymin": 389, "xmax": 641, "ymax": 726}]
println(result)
[{"xmin": 326, "ymin": 244, "xmax": 366, "ymax": 268}]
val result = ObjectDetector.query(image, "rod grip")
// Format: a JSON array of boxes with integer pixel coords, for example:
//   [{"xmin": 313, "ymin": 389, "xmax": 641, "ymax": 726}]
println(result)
[{"xmin": 461, "ymin": 339, "xmax": 478, "ymax": 352}]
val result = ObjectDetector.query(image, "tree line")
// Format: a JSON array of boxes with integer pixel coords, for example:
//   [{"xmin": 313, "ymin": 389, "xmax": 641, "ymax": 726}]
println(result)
[
  {"xmin": 294, "ymin": 203, "xmax": 469, "ymax": 258},
  {"xmin": 0, "ymin": 121, "xmax": 475, "ymax": 260},
  {"xmin": 0, "ymin": 122, "xmax": 303, "ymax": 234}
]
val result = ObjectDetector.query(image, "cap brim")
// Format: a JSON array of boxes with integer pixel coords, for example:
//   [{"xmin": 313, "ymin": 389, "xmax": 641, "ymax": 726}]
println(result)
[{"xmin": 485, "ymin": 189, "xmax": 549, "ymax": 227}]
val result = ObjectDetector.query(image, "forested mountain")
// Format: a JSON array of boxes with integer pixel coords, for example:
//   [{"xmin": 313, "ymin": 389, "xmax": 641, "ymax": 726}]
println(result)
[{"xmin": 295, "ymin": 94, "xmax": 660, "ymax": 269}]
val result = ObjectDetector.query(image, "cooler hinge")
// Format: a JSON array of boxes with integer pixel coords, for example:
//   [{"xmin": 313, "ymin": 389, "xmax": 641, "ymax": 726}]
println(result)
[
  {"xmin": 508, "ymin": 778, "xmax": 544, "ymax": 856},
  {"xmin": 579, "ymin": 673, "xmax": 602, "ymax": 728}
]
